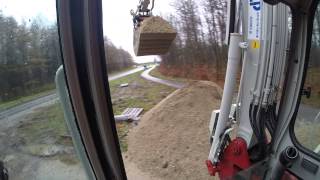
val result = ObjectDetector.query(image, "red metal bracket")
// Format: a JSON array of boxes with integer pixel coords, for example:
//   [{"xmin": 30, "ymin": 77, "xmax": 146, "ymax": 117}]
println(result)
[{"xmin": 206, "ymin": 137, "xmax": 251, "ymax": 179}]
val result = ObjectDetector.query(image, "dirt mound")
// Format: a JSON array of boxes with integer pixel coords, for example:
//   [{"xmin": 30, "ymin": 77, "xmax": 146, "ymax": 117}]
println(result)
[
  {"xmin": 126, "ymin": 81, "xmax": 222, "ymax": 180},
  {"xmin": 140, "ymin": 16, "xmax": 176, "ymax": 33}
]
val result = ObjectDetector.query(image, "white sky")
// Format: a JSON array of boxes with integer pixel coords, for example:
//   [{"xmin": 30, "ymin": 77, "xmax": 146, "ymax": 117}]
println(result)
[
  {"xmin": 0, "ymin": 0, "xmax": 57, "ymax": 24},
  {"xmin": 0, "ymin": 0, "xmax": 175, "ymax": 63},
  {"xmin": 102, "ymin": 0, "xmax": 175, "ymax": 63}
]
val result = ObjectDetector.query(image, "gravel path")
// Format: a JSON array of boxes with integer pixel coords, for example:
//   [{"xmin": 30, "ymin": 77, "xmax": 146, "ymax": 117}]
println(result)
[{"xmin": 141, "ymin": 66, "xmax": 186, "ymax": 89}]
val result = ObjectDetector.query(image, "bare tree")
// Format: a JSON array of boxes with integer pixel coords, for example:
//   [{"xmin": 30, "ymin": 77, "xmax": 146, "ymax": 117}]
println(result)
[
  {"xmin": 202, "ymin": 0, "xmax": 227, "ymax": 80},
  {"xmin": 104, "ymin": 38, "xmax": 134, "ymax": 73}
]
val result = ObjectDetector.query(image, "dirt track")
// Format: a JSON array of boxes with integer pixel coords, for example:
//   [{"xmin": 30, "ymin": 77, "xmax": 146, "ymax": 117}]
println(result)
[
  {"xmin": 141, "ymin": 66, "xmax": 186, "ymax": 88},
  {"xmin": 125, "ymin": 81, "xmax": 222, "ymax": 180}
]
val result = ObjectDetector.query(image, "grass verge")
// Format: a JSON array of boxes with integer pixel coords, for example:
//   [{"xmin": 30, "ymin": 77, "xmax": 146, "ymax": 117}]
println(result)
[
  {"xmin": 295, "ymin": 120, "xmax": 320, "ymax": 152},
  {"xmin": 109, "ymin": 71, "xmax": 175, "ymax": 151},
  {"xmin": 0, "ymin": 67, "xmax": 136, "ymax": 112},
  {"xmin": 17, "ymin": 102, "xmax": 79, "ymax": 164},
  {"xmin": 109, "ymin": 70, "xmax": 175, "ymax": 115},
  {"xmin": 17, "ymin": 102, "xmax": 69, "ymax": 145},
  {"xmin": 17, "ymin": 71, "xmax": 175, "ymax": 156},
  {"xmin": 107, "ymin": 66, "xmax": 136, "ymax": 77},
  {"xmin": 149, "ymin": 66, "xmax": 190, "ymax": 83},
  {"xmin": 0, "ymin": 84, "xmax": 55, "ymax": 111}
]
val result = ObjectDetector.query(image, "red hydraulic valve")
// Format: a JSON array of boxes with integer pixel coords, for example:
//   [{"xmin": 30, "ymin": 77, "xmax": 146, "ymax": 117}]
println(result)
[{"xmin": 206, "ymin": 137, "xmax": 251, "ymax": 180}]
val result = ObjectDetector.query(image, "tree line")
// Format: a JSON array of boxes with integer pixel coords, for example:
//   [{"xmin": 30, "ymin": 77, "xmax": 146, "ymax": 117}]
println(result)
[
  {"xmin": 104, "ymin": 38, "xmax": 134, "ymax": 73},
  {"xmin": 0, "ymin": 14, "xmax": 62, "ymax": 102},
  {"xmin": 160, "ymin": 0, "xmax": 228, "ymax": 82},
  {"xmin": 0, "ymin": 13, "xmax": 133, "ymax": 102}
]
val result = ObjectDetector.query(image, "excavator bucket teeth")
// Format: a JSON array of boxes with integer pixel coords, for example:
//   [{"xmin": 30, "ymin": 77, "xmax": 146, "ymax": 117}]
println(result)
[{"xmin": 133, "ymin": 16, "xmax": 177, "ymax": 56}]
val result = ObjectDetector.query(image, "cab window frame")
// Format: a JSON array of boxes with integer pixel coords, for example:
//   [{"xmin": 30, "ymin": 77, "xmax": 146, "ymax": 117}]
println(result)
[{"xmin": 289, "ymin": 0, "xmax": 320, "ymax": 161}]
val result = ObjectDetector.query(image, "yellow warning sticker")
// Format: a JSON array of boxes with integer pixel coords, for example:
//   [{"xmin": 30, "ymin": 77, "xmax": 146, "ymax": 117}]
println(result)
[{"xmin": 251, "ymin": 40, "xmax": 260, "ymax": 49}]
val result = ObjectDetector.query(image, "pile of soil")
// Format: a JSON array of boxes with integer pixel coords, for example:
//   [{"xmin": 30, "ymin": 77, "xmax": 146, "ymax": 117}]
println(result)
[{"xmin": 125, "ymin": 81, "xmax": 222, "ymax": 180}]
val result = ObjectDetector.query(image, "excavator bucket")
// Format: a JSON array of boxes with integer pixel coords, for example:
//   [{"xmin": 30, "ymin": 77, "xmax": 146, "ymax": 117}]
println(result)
[{"xmin": 133, "ymin": 16, "xmax": 177, "ymax": 56}]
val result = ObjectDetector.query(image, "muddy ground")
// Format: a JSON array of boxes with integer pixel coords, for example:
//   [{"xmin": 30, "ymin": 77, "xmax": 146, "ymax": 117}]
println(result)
[
  {"xmin": 0, "ymin": 103, "xmax": 87, "ymax": 180},
  {"xmin": 0, "ymin": 71, "xmax": 175, "ymax": 180}
]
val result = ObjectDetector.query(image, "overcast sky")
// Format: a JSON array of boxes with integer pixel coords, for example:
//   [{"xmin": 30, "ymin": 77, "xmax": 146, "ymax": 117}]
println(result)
[{"xmin": 0, "ymin": 0, "xmax": 175, "ymax": 63}]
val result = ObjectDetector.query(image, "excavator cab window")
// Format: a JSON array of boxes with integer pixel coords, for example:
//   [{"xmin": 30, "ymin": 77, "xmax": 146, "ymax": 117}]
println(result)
[
  {"xmin": 0, "ymin": 0, "xmax": 93, "ymax": 179},
  {"xmin": 294, "ymin": 3, "xmax": 320, "ymax": 155}
]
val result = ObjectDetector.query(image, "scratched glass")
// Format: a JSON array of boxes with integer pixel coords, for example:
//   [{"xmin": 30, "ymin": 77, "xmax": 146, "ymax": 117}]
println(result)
[
  {"xmin": 0, "ymin": 1, "xmax": 89, "ymax": 179},
  {"xmin": 294, "ymin": 4, "xmax": 320, "ymax": 155}
]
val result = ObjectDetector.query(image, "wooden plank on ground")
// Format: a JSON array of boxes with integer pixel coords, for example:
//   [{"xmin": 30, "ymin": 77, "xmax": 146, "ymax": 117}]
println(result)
[{"xmin": 114, "ymin": 108, "xmax": 144, "ymax": 122}]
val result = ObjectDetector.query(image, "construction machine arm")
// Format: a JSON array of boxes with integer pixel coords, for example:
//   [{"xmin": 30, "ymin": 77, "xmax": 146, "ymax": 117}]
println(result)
[
  {"xmin": 133, "ymin": 0, "xmax": 154, "ymax": 15},
  {"xmin": 138, "ymin": 0, "xmax": 153, "ymax": 12},
  {"xmin": 131, "ymin": 0, "xmax": 155, "ymax": 28}
]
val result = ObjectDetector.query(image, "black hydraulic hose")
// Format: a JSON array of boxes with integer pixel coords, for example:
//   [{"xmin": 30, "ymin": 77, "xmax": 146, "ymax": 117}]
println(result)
[
  {"xmin": 265, "ymin": 106, "xmax": 274, "ymax": 136},
  {"xmin": 249, "ymin": 104, "xmax": 264, "ymax": 143},
  {"xmin": 249, "ymin": 101, "xmax": 280, "ymax": 161},
  {"xmin": 267, "ymin": 103, "xmax": 278, "ymax": 138},
  {"xmin": 249, "ymin": 103, "xmax": 273, "ymax": 161},
  {"xmin": 265, "ymin": 115, "xmax": 274, "ymax": 136},
  {"xmin": 249, "ymin": 104, "xmax": 253, "ymax": 128},
  {"xmin": 272, "ymin": 102, "xmax": 277, "ymax": 123},
  {"xmin": 269, "ymin": 109, "xmax": 275, "ymax": 134},
  {"xmin": 261, "ymin": 103, "xmax": 278, "ymax": 139},
  {"xmin": 259, "ymin": 108, "xmax": 266, "ymax": 142},
  {"xmin": 249, "ymin": 104, "xmax": 258, "ymax": 138},
  {"xmin": 271, "ymin": 104, "xmax": 277, "ymax": 129},
  {"xmin": 257, "ymin": 105, "xmax": 270, "ymax": 159},
  {"xmin": 253, "ymin": 105, "xmax": 263, "ymax": 141}
]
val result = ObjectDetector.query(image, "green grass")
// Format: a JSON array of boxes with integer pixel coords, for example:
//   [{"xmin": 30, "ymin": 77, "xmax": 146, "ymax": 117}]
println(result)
[
  {"xmin": 17, "ymin": 102, "xmax": 69, "ymax": 145},
  {"xmin": 109, "ymin": 70, "xmax": 175, "ymax": 151},
  {"xmin": 109, "ymin": 70, "xmax": 175, "ymax": 115},
  {"xmin": 17, "ymin": 71, "xmax": 175, "ymax": 154},
  {"xmin": 116, "ymin": 122, "xmax": 129, "ymax": 152},
  {"xmin": 0, "ymin": 67, "xmax": 136, "ymax": 112},
  {"xmin": 17, "ymin": 102, "xmax": 79, "ymax": 164},
  {"xmin": 295, "ymin": 67, "xmax": 320, "ymax": 153},
  {"xmin": 0, "ymin": 84, "xmax": 55, "ymax": 111},
  {"xmin": 109, "ymin": 71, "xmax": 143, "ymax": 88},
  {"xmin": 107, "ymin": 66, "xmax": 136, "ymax": 77},
  {"xmin": 295, "ymin": 120, "xmax": 320, "ymax": 152}
]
